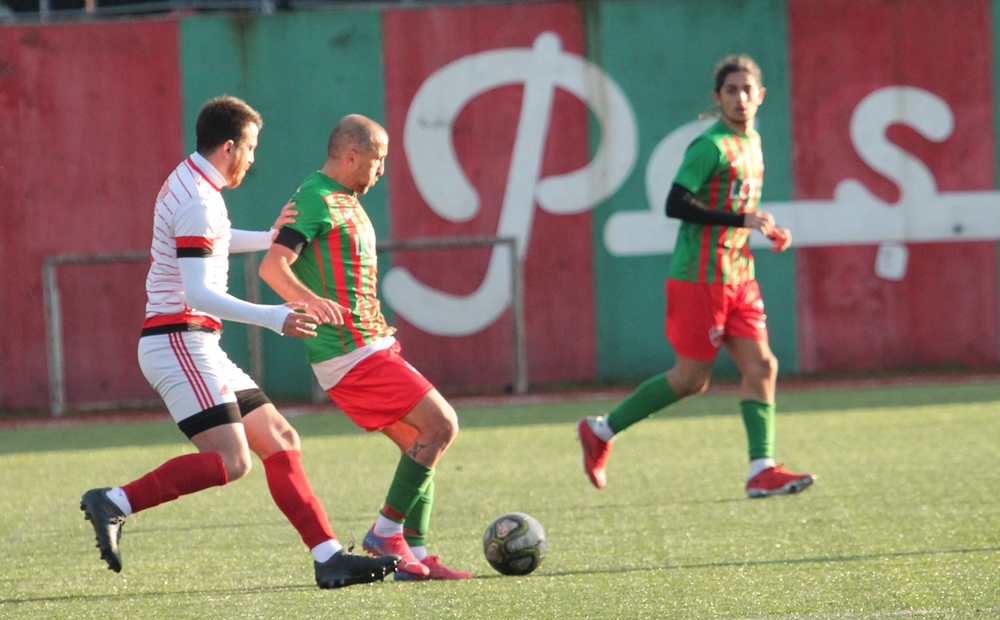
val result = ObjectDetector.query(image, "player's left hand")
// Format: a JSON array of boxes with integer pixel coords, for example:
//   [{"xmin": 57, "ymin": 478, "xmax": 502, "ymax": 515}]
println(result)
[
  {"xmin": 270, "ymin": 200, "xmax": 298, "ymax": 240},
  {"xmin": 768, "ymin": 227, "xmax": 792, "ymax": 252}
]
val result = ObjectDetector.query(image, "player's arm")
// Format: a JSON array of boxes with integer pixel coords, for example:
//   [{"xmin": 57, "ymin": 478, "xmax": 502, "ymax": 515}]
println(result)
[
  {"xmin": 178, "ymin": 258, "xmax": 318, "ymax": 337},
  {"xmin": 174, "ymin": 198, "xmax": 317, "ymax": 337},
  {"xmin": 258, "ymin": 228, "xmax": 350, "ymax": 326},
  {"xmin": 229, "ymin": 201, "xmax": 299, "ymax": 253},
  {"xmin": 668, "ymin": 137, "xmax": 777, "ymax": 236},
  {"xmin": 665, "ymin": 183, "xmax": 746, "ymax": 227}
]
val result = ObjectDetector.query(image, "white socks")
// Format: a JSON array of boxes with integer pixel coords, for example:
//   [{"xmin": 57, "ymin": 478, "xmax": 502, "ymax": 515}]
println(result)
[
  {"xmin": 311, "ymin": 540, "xmax": 343, "ymax": 563},
  {"xmin": 748, "ymin": 458, "xmax": 776, "ymax": 480},
  {"xmin": 105, "ymin": 487, "xmax": 133, "ymax": 517},
  {"xmin": 590, "ymin": 416, "xmax": 616, "ymax": 443},
  {"xmin": 409, "ymin": 545, "xmax": 428, "ymax": 561},
  {"xmin": 373, "ymin": 515, "xmax": 403, "ymax": 538}
]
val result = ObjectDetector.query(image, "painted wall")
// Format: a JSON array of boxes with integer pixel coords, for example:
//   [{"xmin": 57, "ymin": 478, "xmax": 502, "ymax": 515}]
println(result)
[
  {"xmin": 2, "ymin": 0, "xmax": 998, "ymax": 410},
  {"xmin": 0, "ymin": 20, "xmax": 181, "ymax": 409}
]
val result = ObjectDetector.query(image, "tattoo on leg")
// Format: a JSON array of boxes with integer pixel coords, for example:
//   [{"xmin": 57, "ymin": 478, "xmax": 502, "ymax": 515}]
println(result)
[{"xmin": 407, "ymin": 442, "xmax": 427, "ymax": 460}]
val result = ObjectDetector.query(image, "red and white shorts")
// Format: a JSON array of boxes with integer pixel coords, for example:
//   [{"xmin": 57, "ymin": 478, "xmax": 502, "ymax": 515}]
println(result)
[
  {"xmin": 665, "ymin": 279, "xmax": 768, "ymax": 361},
  {"xmin": 138, "ymin": 329, "xmax": 257, "ymax": 425},
  {"xmin": 321, "ymin": 342, "xmax": 433, "ymax": 432}
]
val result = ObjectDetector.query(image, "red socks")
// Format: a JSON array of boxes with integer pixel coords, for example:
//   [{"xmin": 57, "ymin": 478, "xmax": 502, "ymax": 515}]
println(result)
[
  {"xmin": 119, "ymin": 449, "xmax": 334, "ymax": 551},
  {"xmin": 263, "ymin": 450, "xmax": 336, "ymax": 549},
  {"xmin": 122, "ymin": 452, "xmax": 228, "ymax": 514}
]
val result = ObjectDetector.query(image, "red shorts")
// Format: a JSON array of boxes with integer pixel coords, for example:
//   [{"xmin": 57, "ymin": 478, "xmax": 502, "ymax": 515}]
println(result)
[
  {"xmin": 665, "ymin": 279, "xmax": 768, "ymax": 361},
  {"xmin": 325, "ymin": 343, "xmax": 433, "ymax": 432}
]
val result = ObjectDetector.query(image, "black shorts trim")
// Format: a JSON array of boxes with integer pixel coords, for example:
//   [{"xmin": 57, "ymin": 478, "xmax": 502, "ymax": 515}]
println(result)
[
  {"xmin": 141, "ymin": 323, "xmax": 222, "ymax": 337},
  {"xmin": 178, "ymin": 402, "xmax": 242, "ymax": 439},
  {"xmin": 235, "ymin": 388, "xmax": 271, "ymax": 417}
]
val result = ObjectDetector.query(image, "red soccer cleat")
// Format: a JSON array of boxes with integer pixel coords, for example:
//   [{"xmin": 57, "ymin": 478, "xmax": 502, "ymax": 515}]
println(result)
[
  {"xmin": 576, "ymin": 418, "xmax": 612, "ymax": 489},
  {"xmin": 394, "ymin": 555, "xmax": 472, "ymax": 581},
  {"xmin": 363, "ymin": 528, "xmax": 430, "ymax": 577},
  {"xmin": 746, "ymin": 464, "xmax": 816, "ymax": 499}
]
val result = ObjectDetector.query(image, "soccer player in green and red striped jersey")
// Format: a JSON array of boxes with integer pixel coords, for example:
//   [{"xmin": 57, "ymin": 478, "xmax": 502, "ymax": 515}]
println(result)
[
  {"xmin": 578, "ymin": 55, "xmax": 816, "ymax": 499},
  {"xmin": 260, "ymin": 115, "xmax": 470, "ymax": 581}
]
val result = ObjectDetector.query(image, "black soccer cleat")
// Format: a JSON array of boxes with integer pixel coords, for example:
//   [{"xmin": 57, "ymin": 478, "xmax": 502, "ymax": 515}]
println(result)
[
  {"xmin": 80, "ymin": 488, "xmax": 127, "ymax": 573},
  {"xmin": 315, "ymin": 551, "xmax": 401, "ymax": 589}
]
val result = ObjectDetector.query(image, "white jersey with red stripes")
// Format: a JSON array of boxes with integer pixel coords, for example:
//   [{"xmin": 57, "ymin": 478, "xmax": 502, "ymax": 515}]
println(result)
[{"xmin": 143, "ymin": 151, "xmax": 231, "ymax": 332}]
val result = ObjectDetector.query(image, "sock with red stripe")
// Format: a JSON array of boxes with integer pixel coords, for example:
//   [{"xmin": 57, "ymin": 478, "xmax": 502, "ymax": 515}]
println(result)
[
  {"xmin": 121, "ymin": 452, "xmax": 228, "ymax": 514},
  {"xmin": 403, "ymin": 478, "xmax": 433, "ymax": 549},
  {"xmin": 373, "ymin": 455, "xmax": 434, "ymax": 537},
  {"xmin": 263, "ymin": 450, "xmax": 337, "ymax": 550}
]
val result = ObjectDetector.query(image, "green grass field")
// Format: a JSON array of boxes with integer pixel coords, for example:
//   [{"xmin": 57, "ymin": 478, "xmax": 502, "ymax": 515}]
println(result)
[{"xmin": 2, "ymin": 380, "xmax": 999, "ymax": 619}]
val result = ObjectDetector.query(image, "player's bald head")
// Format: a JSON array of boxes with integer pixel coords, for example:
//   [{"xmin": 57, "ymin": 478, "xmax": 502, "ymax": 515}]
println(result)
[{"xmin": 327, "ymin": 114, "xmax": 387, "ymax": 159}]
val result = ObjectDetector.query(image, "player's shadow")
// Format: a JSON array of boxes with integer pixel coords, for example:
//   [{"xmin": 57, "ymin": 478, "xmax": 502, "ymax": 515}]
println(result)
[{"xmin": 530, "ymin": 543, "xmax": 1000, "ymax": 579}]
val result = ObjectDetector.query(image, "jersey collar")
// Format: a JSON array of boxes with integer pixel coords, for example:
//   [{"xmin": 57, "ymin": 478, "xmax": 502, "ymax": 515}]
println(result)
[{"xmin": 188, "ymin": 151, "xmax": 227, "ymax": 191}]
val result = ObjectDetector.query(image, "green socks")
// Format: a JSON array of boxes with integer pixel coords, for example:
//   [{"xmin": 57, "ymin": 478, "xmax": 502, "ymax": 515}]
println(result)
[
  {"xmin": 740, "ymin": 399, "xmax": 775, "ymax": 461},
  {"xmin": 603, "ymin": 378, "xmax": 776, "ymax": 463},
  {"xmin": 382, "ymin": 454, "xmax": 434, "ymax": 522},
  {"xmin": 606, "ymin": 374, "xmax": 680, "ymax": 434},
  {"xmin": 403, "ymin": 478, "xmax": 434, "ymax": 548}
]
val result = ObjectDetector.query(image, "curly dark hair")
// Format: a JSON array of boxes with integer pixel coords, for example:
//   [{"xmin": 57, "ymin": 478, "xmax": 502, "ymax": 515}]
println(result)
[{"xmin": 195, "ymin": 96, "xmax": 263, "ymax": 155}]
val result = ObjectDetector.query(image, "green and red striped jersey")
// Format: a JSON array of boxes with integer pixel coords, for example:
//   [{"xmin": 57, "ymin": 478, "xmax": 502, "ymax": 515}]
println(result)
[
  {"xmin": 669, "ymin": 120, "xmax": 764, "ymax": 284},
  {"xmin": 284, "ymin": 171, "xmax": 395, "ymax": 362}
]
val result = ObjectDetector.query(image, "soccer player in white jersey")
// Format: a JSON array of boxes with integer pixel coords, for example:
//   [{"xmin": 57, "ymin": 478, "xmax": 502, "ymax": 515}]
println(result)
[{"xmin": 79, "ymin": 96, "xmax": 399, "ymax": 589}]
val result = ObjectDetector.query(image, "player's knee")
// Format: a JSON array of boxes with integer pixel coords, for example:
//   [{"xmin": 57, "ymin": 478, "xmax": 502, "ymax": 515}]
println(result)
[
  {"xmin": 220, "ymin": 450, "xmax": 253, "ymax": 481},
  {"xmin": 671, "ymin": 375, "xmax": 710, "ymax": 398},
  {"xmin": 751, "ymin": 353, "xmax": 778, "ymax": 383},
  {"xmin": 273, "ymin": 423, "xmax": 301, "ymax": 452},
  {"xmin": 429, "ymin": 403, "xmax": 459, "ymax": 448},
  {"xmin": 683, "ymin": 380, "xmax": 710, "ymax": 398}
]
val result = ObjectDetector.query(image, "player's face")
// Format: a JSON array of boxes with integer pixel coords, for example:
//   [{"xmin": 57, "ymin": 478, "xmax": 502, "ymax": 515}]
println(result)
[
  {"xmin": 713, "ymin": 71, "xmax": 765, "ymax": 131},
  {"xmin": 225, "ymin": 123, "xmax": 259, "ymax": 188},
  {"xmin": 349, "ymin": 133, "xmax": 387, "ymax": 195}
]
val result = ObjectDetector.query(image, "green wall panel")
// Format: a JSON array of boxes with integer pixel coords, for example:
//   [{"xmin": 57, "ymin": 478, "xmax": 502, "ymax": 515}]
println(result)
[
  {"xmin": 587, "ymin": 0, "xmax": 796, "ymax": 383},
  {"xmin": 179, "ymin": 11, "xmax": 387, "ymax": 399}
]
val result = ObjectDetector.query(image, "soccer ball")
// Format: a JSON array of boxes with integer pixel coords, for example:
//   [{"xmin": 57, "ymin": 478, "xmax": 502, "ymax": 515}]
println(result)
[{"xmin": 482, "ymin": 512, "xmax": 546, "ymax": 576}]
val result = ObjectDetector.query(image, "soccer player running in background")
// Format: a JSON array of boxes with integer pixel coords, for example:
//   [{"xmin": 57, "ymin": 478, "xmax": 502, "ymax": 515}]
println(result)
[
  {"xmin": 258, "ymin": 114, "xmax": 471, "ymax": 581},
  {"xmin": 79, "ymin": 96, "xmax": 400, "ymax": 589},
  {"xmin": 577, "ymin": 55, "xmax": 816, "ymax": 499}
]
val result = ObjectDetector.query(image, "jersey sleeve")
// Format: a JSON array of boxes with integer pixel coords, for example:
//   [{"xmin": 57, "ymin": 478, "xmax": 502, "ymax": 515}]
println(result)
[
  {"xmin": 672, "ymin": 136, "xmax": 724, "ymax": 195},
  {"xmin": 281, "ymin": 189, "xmax": 330, "ymax": 244},
  {"xmin": 172, "ymin": 197, "xmax": 221, "ymax": 258}
]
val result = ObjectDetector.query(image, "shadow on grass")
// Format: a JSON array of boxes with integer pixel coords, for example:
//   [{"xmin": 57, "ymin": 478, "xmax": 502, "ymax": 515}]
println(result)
[
  {"xmin": 4, "ymin": 544, "xmax": 998, "ymax": 607},
  {"xmin": 2, "ymin": 379, "xmax": 1000, "ymax": 455},
  {"xmin": 0, "ymin": 583, "xmax": 317, "ymax": 607},
  {"xmin": 537, "ymin": 543, "xmax": 1000, "ymax": 579}
]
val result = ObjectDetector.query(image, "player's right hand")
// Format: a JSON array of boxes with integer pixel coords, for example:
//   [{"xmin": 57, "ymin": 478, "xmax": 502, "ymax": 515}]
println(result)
[
  {"xmin": 281, "ymin": 305, "xmax": 320, "ymax": 338},
  {"xmin": 744, "ymin": 210, "xmax": 775, "ymax": 237},
  {"xmin": 296, "ymin": 298, "xmax": 351, "ymax": 326},
  {"xmin": 271, "ymin": 200, "xmax": 298, "ymax": 237}
]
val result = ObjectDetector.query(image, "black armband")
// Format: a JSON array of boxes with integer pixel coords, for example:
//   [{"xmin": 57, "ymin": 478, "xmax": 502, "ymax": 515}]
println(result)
[
  {"xmin": 665, "ymin": 183, "xmax": 745, "ymax": 227},
  {"xmin": 273, "ymin": 227, "xmax": 308, "ymax": 256}
]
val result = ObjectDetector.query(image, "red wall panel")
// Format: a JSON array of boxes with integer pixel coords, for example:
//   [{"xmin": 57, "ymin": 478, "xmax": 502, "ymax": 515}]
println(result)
[
  {"xmin": 0, "ymin": 20, "xmax": 183, "ymax": 409},
  {"xmin": 788, "ymin": 0, "xmax": 998, "ymax": 372},
  {"xmin": 381, "ymin": 3, "xmax": 596, "ymax": 388}
]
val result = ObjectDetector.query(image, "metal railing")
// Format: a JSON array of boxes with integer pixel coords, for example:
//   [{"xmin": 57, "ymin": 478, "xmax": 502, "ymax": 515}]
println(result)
[
  {"xmin": 42, "ymin": 234, "xmax": 526, "ymax": 415},
  {"xmin": 376, "ymin": 235, "xmax": 528, "ymax": 396},
  {"xmin": 1, "ymin": 0, "xmax": 517, "ymax": 23}
]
